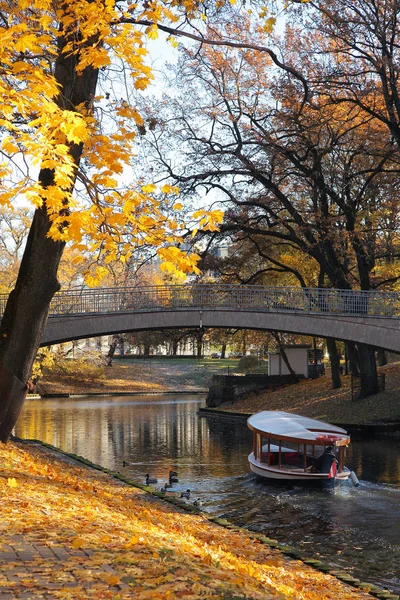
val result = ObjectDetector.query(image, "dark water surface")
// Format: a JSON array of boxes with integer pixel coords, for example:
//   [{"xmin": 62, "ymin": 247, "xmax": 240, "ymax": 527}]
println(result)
[{"xmin": 15, "ymin": 395, "xmax": 400, "ymax": 593}]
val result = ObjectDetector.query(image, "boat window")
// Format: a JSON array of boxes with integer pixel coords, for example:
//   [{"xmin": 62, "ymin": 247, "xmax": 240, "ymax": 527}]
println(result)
[{"xmin": 280, "ymin": 443, "xmax": 302, "ymax": 468}]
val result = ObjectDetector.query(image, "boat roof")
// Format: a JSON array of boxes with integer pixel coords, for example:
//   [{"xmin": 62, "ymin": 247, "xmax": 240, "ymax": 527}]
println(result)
[{"xmin": 247, "ymin": 411, "xmax": 350, "ymax": 445}]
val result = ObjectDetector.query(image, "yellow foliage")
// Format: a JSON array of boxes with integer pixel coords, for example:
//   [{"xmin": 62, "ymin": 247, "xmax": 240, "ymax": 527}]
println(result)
[
  {"xmin": 0, "ymin": 0, "xmax": 279, "ymax": 281},
  {"xmin": 0, "ymin": 440, "xmax": 375, "ymax": 598}
]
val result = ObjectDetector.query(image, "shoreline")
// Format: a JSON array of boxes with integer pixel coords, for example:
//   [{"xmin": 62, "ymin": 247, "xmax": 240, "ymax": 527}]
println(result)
[
  {"xmin": 3, "ymin": 435, "xmax": 397, "ymax": 600},
  {"xmin": 198, "ymin": 406, "xmax": 400, "ymax": 436},
  {"xmin": 32, "ymin": 390, "xmax": 207, "ymax": 399},
  {"xmin": 36, "ymin": 359, "xmax": 400, "ymax": 428}
]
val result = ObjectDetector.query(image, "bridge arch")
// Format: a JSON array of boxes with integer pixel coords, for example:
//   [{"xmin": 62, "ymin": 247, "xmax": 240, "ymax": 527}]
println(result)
[{"xmin": 42, "ymin": 306, "xmax": 400, "ymax": 353}]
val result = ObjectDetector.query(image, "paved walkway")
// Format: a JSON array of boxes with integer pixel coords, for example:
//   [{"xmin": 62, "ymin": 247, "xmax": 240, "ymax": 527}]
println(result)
[{"xmin": 0, "ymin": 534, "xmax": 133, "ymax": 598}]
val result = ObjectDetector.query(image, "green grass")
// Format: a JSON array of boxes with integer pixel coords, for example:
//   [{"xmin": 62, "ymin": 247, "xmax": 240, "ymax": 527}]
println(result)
[{"xmin": 115, "ymin": 356, "xmax": 268, "ymax": 376}]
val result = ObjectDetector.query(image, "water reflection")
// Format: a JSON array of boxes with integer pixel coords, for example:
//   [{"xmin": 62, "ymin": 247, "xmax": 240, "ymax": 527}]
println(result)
[{"xmin": 15, "ymin": 396, "xmax": 400, "ymax": 593}]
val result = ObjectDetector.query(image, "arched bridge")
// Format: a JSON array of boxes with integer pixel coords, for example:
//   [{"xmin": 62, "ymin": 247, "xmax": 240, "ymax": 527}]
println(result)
[{"xmin": 6, "ymin": 284, "xmax": 396, "ymax": 352}]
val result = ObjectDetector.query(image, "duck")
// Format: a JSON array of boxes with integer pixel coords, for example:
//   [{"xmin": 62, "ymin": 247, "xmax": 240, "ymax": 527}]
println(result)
[
  {"xmin": 145, "ymin": 474, "xmax": 158, "ymax": 485},
  {"xmin": 180, "ymin": 489, "xmax": 191, "ymax": 500},
  {"xmin": 169, "ymin": 470, "xmax": 179, "ymax": 483},
  {"xmin": 193, "ymin": 498, "xmax": 202, "ymax": 507}
]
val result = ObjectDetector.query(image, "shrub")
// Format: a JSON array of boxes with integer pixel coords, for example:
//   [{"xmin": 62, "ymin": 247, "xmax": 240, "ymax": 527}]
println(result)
[
  {"xmin": 238, "ymin": 355, "xmax": 259, "ymax": 373},
  {"xmin": 45, "ymin": 358, "xmax": 106, "ymax": 380}
]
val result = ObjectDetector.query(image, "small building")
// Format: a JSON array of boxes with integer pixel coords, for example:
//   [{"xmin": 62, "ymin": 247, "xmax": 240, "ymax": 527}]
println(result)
[{"xmin": 268, "ymin": 345, "xmax": 324, "ymax": 378}]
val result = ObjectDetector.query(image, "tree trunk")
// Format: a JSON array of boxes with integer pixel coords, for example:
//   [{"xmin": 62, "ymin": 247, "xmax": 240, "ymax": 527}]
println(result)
[
  {"xmin": 196, "ymin": 331, "xmax": 204, "ymax": 359},
  {"xmin": 220, "ymin": 342, "xmax": 227, "ymax": 359},
  {"xmin": 346, "ymin": 342, "xmax": 360, "ymax": 376},
  {"xmin": 107, "ymin": 338, "xmax": 118, "ymax": 366},
  {"xmin": 326, "ymin": 338, "xmax": 342, "ymax": 389},
  {"xmin": 344, "ymin": 344, "xmax": 349, "ymax": 375},
  {"xmin": 0, "ymin": 207, "xmax": 66, "ymax": 442},
  {"xmin": 242, "ymin": 332, "xmax": 247, "ymax": 356},
  {"xmin": 377, "ymin": 348, "xmax": 387, "ymax": 366},
  {"xmin": 272, "ymin": 332, "xmax": 296, "ymax": 377},
  {"xmin": 357, "ymin": 343, "xmax": 378, "ymax": 398},
  {"xmin": 143, "ymin": 342, "xmax": 151, "ymax": 358},
  {"xmin": 172, "ymin": 339, "xmax": 179, "ymax": 356},
  {"xmin": 0, "ymin": 18, "xmax": 100, "ymax": 442}
]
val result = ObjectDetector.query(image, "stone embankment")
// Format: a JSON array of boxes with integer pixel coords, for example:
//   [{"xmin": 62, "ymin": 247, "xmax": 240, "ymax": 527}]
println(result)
[{"xmin": 206, "ymin": 374, "xmax": 298, "ymax": 408}]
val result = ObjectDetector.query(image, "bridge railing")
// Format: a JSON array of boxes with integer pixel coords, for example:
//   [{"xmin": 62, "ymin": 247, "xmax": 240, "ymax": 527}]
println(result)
[{"xmin": 1, "ymin": 285, "xmax": 400, "ymax": 317}]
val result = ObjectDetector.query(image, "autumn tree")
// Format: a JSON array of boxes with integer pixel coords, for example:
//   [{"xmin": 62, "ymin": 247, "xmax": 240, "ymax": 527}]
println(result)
[
  {"xmin": 1, "ymin": 0, "xmax": 275, "ymax": 441},
  {"xmin": 141, "ymin": 17, "xmax": 400, "ymax": 397}
]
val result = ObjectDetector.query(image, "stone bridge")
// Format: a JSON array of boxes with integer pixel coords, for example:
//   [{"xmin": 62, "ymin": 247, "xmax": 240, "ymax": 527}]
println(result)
[{"xmin": 1, "ymin": 285, "xmax": 399, "ymax": 351}]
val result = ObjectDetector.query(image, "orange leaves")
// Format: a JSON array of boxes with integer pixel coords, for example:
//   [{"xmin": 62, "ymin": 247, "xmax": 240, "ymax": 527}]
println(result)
[
  {"xmin": 71, "ymin": 536, "xmax": 85, "ymax": 549},
  {"xmin": 0, "ymin": 441, "xmax": 374, "ymax": 600}
]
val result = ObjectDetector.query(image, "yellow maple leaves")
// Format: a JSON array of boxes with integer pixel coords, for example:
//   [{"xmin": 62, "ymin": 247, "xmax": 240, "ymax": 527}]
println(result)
[
  {"xmin": 0, "ymin": 441, "xmax": 374, "ymax": 600},
  {"xmin": 0, "ymin": 0, "xmax": 231, "ymax": 282}
]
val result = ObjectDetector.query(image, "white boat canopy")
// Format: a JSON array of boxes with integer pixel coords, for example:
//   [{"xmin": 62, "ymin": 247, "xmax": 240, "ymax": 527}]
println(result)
[{"xmin": 247, "ymin": 411, "xmax": 350, "ymax": 446}]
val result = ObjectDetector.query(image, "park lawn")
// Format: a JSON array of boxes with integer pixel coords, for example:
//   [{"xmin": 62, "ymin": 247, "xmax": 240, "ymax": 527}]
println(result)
[
  {"xmin": 38, "ymin": 357, "xmax": 244, "ymax": 395},
  {"xmin": 0, "ymin": 440, "xmax": 376, "ymax": 600}
]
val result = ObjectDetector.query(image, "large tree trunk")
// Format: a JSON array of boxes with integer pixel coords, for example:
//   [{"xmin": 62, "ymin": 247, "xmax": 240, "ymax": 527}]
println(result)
[
  {"xmin": 326, "ymin": 338, "xmax": 342, "ymax": 389},
  {"xmin": 346, "ymin": 342, "xmax": 360, "ymax": 376},
  {"xmin": 0, "ymin": 15, "xmax": 100, "ymax": 442},
  {"xmin": 357, "ymin": 343, "xmax": 379, "ymax": 398},
  {"xmin": 0, "ymin": 207, "xmax": 66, "ymax": 442}
]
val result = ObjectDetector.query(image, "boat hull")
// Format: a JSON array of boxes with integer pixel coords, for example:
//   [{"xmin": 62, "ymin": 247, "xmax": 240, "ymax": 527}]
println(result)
[{"xmin": 248, "ymin": 452, "xmax": 351, "ymax": 483}]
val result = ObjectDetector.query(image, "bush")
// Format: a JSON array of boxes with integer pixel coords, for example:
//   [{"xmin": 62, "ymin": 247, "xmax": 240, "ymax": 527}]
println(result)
[
  {"xmin": 238, "ymin": 355, "xmax": 259, "ymax": 373},
  {"xmin": 45, "ymin": 358, "xmax": 106, "ymax": 380}
]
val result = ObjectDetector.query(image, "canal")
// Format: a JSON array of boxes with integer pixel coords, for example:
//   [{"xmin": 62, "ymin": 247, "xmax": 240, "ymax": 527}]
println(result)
[{"xmin": 14, "ymin": 394, "xmax": 400, "ymax": 594}]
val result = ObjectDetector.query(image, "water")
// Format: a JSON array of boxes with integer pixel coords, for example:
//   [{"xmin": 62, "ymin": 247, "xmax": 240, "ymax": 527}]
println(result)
[{"xmin": 15, "ymin": 395, "xmax": 400, "ymax": 593}]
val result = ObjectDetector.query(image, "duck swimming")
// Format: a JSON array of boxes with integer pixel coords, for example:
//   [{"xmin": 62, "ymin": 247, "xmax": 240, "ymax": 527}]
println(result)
[
  {"xmin": 145, "ymin": 474, "xmax": 158, "ymax": 485},
  {"xmin": 180, "ymin": 489, "xmax": 190, "ymax": 500}
]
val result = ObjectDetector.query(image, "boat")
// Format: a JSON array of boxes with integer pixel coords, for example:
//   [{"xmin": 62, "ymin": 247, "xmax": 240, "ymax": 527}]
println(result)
[{"xmin": 247, "ymin": 411, "xmax": 351, "ymax": 487}]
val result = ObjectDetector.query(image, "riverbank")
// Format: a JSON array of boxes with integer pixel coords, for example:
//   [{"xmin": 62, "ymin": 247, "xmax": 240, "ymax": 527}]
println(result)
[
  {"xmin": 38, "ymin": 359, "xmax": 400, "ymax": 427},
  {"xmin": 0, "ymin": 439, "xmax": 392, "ymax": 600},
  {"xmin": 38, "ymin": 359, "xmax": 213, "ymax": 396},
  {"xmin": 217, "ymin": 362, "xmax": 400, "ymax": 427}
]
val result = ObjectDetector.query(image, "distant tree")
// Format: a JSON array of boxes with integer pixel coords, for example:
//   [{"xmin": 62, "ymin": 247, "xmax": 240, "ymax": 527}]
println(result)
[{"xmin": 143, "ymin": 18, "xmax": 400, "ymax": 397}]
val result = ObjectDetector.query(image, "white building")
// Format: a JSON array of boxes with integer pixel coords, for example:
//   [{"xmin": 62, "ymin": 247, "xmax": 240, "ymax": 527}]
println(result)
[{"xmin": 268, "ymin": 346, "xmax": 310, "ymax": 378}]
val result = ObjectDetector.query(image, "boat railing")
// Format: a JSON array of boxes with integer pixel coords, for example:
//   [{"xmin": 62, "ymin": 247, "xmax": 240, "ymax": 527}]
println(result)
[{"xmin": 255, "ymin": 434, "xmax": 345, "ymax": 473}]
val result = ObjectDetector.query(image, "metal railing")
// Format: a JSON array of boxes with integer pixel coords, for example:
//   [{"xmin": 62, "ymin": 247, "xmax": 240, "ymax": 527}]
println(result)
[{"xmin": 1, "ymin": 285, "xmax": 400, "ymax": 318}]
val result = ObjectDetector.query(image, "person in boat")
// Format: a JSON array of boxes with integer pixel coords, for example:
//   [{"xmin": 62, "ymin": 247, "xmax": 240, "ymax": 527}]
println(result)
[{"xmin": 315, "ymin": 446, "xmax": 339, "ymax": 478}]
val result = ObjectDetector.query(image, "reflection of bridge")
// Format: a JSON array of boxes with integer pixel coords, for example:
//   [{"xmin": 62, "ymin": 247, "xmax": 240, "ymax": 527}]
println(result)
[{"xmin": 2, "ymin": 284, "xmax": 399, "ymax": 350}]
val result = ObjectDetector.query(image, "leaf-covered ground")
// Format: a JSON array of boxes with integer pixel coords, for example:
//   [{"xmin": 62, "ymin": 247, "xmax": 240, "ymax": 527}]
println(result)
[
  {"xmin": 0, "ymin": 441, "xmax": 376, "ymax": 599},
  {"xmin": 221, "ymin": 362, "xmax": 400, "ymax": 425}
]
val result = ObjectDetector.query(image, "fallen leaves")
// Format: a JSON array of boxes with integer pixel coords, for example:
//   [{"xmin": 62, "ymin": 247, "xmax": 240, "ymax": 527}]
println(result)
[{"xmin": 0, "ymin": 441, "xmax": 375, "ymax": 599}]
